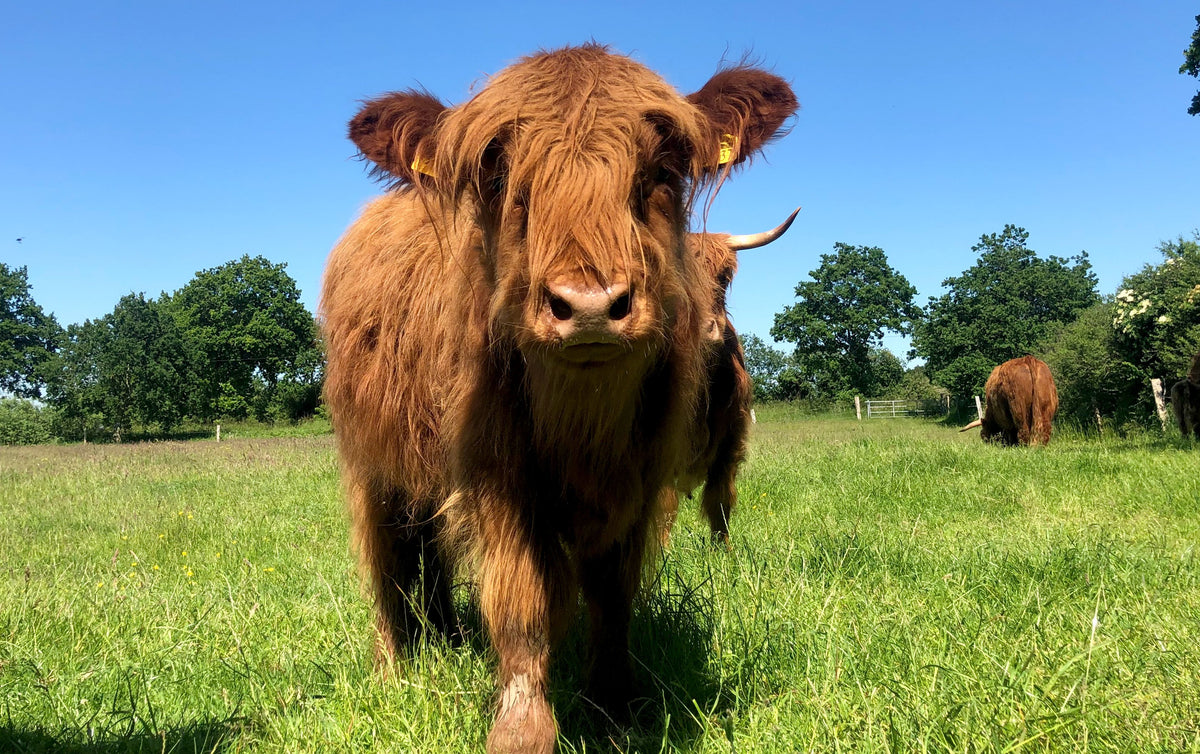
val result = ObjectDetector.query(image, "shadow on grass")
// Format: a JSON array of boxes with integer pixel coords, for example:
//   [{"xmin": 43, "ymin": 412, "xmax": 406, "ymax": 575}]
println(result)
[
  {"xmin": 62, "ymin": 428, "xmax": 217, "ymax": 445},
  {"xmin": 124, "ymin": 428, "xmax": 216, "ymax": 443},
  {"xmin": 0, "ymin": 718, "xmax": 247, "ymax": 754},
  {"xmin": 559, "ymin": 562, "xmax": 726, "ymax": 751}
]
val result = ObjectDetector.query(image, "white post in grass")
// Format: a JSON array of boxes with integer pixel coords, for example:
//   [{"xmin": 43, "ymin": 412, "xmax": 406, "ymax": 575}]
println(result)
[
  {"xmin": 750, "ymin": 408, "xmax": 757, "ymax": 424},
  {"xmin": 855, "ymin": 395, "xmax": 862, "ymax": 420},
  {"xmin": 974, "ymin": 395, "xmax": 984, "ymax": 420},
  {"xmin": 216, "ymin": 423, "xmax": 221, "ymax": 443},
  {"xmin": 1150, "ymin": 378, "xmax": 1169, "ymax": 429}
]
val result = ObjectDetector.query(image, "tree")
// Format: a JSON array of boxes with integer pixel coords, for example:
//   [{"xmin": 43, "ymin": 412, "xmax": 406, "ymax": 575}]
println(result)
[
  {"xmin": 1039, "ymin": 302, "xmax": 1144, "ymax": 431},
  {"xmin": 890, "ymin": 365, "xmax": 947, "ymax": 405},
  {"xmin": 257, "ymin": 317, "xmax": 324, "ymax": 421},
  {"xmin": 0, "ymin": 263, "xmax": 62, "ymax": 399},
  {"xmin": 106, "ymin": 294, "xmax": 195, "ymax": 431},
  {"xmin": 741, "ymin": 332, "xmax": 793, "ymax": 401},
  {"xmin": 43, "ymin": 320, "xmax": 106, "ymax": 440},
  {"xmin": 770, "ymin": 243, "xmax": 919, "ymax": 398},
  {"xmin": 45, "ymin": 294, "xmax": 194, "ymax": 438},
  {"xmin": 865, "ymin": 347, "xmax": 905, "ymax": 396},
  {"xmin": 168, "ymin": 255, "xmax": 317, "ymax": 420},
  {"xmin": 269, "ymin": 342, "xmax": 324, "ymax": 420},
  {"xmin": 1182, "ymin": 14, "xmax": 1200, "ymax": 116},
  {"xmin": 911, "ymin": 225, "xmax": 1098, "ymax": 396},
  {"xmin": 1110, "ymin": 232, "xmax": 1200, "ymax": 383},
  {"xmin": 0, "ymin": 398, "xmax": 54, "ymax": 445}
]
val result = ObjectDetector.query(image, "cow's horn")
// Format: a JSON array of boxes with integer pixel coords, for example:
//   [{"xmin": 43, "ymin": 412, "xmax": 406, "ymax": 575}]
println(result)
[
  {"xmin": 960, "ymin": 419, "xmax": 983, "ymax": 432},
  {"xmin": 725, "ymin": 207, "xmax": 801, "ymax": 251}
]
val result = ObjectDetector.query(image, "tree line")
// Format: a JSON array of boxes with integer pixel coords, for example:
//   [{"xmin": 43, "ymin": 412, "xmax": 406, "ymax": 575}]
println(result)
[
  {"xmin": 4, "ymin": 224, "xmax": 1199, "ymax": 442},
  {"xmin": 742, "ymin": 224, "xmax": 1200, "ymax": 431},
  {"xmin": 1, "ymin": 255, "xmax": 321, "ymax": 441}
]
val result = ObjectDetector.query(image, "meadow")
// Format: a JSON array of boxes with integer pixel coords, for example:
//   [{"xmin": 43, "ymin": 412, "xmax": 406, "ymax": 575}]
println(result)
[{"xmin": 1, "ymin": 411, "xmax": 1198, "ymax": 752}]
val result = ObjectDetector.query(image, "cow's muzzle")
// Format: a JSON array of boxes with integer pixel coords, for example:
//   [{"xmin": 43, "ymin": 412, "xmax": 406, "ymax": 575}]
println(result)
[{"xmin": 542, "ymin": 280, "xmax": 635, "ymax": 361}]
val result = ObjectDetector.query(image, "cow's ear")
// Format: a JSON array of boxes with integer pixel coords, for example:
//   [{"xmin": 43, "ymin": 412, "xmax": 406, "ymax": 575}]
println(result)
[
  {"xmin": 687, "ymin": 67, "xmax": 797, "ymax": 170},
  {"xmin": 348, "ymin": 90, "xmax": 447, "ymax": 186}
]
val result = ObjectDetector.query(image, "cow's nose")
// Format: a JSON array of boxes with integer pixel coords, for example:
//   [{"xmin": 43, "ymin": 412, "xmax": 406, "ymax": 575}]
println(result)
[{"xmin": 543, "ymin": 281, "xmax": 633, "ymax": 343}]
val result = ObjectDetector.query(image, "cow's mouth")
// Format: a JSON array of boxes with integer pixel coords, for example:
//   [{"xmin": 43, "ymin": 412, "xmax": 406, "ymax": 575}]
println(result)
[{"xmin": 556, "ymin": 342, "xmax": 627, "ymax": 365}]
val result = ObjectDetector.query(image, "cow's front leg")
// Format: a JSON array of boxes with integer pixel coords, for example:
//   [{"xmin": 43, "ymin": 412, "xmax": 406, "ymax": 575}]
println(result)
[
  {"xmin": 579, "ymin": 528, "xmax": 647, "ymax": 717},
  {"xmin": 479, "ymin": 509, "xmax": 576, "ymax": 754},
  {"xmin": 349, "ymin": 482, "xmax": 456, "ymax": 664}
]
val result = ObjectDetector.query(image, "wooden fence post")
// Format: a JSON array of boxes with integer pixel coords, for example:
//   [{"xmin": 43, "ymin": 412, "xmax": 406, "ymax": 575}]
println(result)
[
  {"xmin": 855, "ymin": 396, "xmax": 862, "ymax": 420},
  {"xmin": 1150, "ymin": 379, "xmax": 1169, "ymax": 429},
  {"xmin": 974, "ymin": 395, "xmax": 984, "ymax": 420},
  {"xmin": 216, "ymin": 423, "xmax": 221, "ymax": 443}
]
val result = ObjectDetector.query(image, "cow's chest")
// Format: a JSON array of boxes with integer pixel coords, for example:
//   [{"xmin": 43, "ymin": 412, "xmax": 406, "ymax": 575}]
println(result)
[{"xmin": 533, "ymin": 469, "xmax": 648, "ymax": 557}]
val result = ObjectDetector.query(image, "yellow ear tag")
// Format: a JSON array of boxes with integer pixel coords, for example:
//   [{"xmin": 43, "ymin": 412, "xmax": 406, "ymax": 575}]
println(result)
[
  {"xmin": 718, "ymin": 134, "xmax": 739, "ymax": 165},
  {"xmin": 410, "ymin": 155, "xmax": 436, "ymax": 177}
]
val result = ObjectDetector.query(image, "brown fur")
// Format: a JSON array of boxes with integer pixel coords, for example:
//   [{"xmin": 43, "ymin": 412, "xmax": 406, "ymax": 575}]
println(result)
[
  {"xmin": 664, "ymin": 212, "xmax": 797, "ymax": 547},
  {"xmin": 978, "ymin": 356, "xmax": 1059, "ymax": 446},
  {"xmin": 1170, "ymin": 351, "xmax": 1200, "ymax": 438},
  {"xmin": 662, "ymin": 232, "xmax": 754, "ymax": 546},
  {"xmin": 671, "ymin": 317, "xmax": 752, "ymax": 546},
  {"xmin": 321, "ymin": 45, "xmax": 796, "ymax": 753}
]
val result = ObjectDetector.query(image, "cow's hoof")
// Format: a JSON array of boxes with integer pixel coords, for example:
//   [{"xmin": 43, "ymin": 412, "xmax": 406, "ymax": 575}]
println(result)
[{"xmin": 486, "ymin": 675, "xmax": 556, "ymax": 754}]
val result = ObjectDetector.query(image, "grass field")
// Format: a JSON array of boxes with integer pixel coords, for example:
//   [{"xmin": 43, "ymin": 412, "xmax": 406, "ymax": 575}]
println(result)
[{"xmin": 2, "ymin": 411, "xmax": 1198, "ymax": 752}]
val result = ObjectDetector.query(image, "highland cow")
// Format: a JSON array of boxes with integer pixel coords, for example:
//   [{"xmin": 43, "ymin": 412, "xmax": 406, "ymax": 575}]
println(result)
[
  {"xmin": 320, "ymin": 45, "xmax": 797, "ymax": 753},
  {"xmin": 1170, "ymin": 351, "xmax": 1200, "ymax": 438},
  {"xmin": 666, "ymin": 210, "xmax": 799, "ymax": 546},
  {"xmin": 961, "ymin": 356, "xmax": 1058, "ymax": 446}
]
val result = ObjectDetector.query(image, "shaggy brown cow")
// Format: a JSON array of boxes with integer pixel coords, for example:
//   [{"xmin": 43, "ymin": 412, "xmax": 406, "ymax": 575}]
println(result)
[
  {"xmin": 320, "ymin": 45, "xmax": 796, "ymax": 754},
  {"xmin": 1170, "ymin": 351, "xmax": 1200, "ymax": 438},
  {"xmin": 666, "ymin": 210, "xmax": 799, "ymax": 546},
  {"xmin": 961, "ymin": 356, "xmax": 1059, "ymax": 446}
]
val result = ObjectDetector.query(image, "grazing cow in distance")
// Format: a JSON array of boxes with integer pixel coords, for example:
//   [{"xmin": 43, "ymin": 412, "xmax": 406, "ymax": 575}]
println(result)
[
  {"xmin": 665, "ymin": 210, "xmax": 800, "ymax": 547},
  {"xmin": 320, "ymin": 45, "xmax": 797, "ymax": 754},
  {"xmin": 1170, "ymin": 351, "xmax": 1200, "ymax": 438},
  {"xmin": 961, "ymin": 356, "xmax": 1059, "ymax": 446}
]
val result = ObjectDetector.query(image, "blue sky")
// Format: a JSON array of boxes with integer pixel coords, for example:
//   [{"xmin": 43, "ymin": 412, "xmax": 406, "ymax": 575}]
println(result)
[{"xmin": 3, "ymin": 1, "xmax": 1198, "ymax": 361}]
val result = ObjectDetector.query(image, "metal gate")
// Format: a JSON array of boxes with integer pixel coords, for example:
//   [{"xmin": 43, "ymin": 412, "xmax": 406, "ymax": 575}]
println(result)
[{"xmin": 866, "ymin": 399, "xmax": 924, "ymax": 418}]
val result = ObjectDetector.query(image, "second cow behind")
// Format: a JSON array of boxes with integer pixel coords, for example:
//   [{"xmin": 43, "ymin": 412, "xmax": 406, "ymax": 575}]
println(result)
[{"xmin": 667, "ymin": 210, "xmax": 800, "ymax": 546}]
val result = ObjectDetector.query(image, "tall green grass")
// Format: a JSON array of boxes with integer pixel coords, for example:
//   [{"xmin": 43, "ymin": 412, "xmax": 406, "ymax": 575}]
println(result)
[{"xmin": 1, "ymin": 416, "xmax": 1197, "ymax": 752}]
